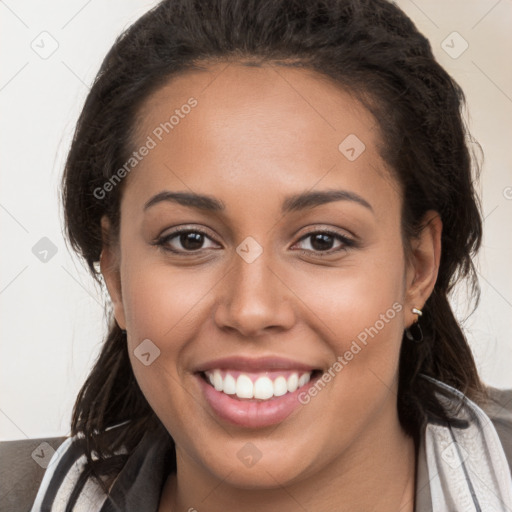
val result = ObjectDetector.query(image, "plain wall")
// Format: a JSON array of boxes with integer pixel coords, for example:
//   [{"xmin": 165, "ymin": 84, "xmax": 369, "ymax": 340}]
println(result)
[{"xmin": 1, "ymin": 0, "xmax": 511, "ymax": 440}]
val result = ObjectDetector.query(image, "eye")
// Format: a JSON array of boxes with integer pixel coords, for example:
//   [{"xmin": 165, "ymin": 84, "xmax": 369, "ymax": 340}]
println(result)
[
  {"xmin": 293, "ymin": 230, "xmax": 355, "ymax": 254},
  {"xmin": 154, "ymin": 227, "xmax": 219, "ymax": 254},
  {"xmin": 153, "ymin": 226, "xmax": 356, "ymax": 256}
]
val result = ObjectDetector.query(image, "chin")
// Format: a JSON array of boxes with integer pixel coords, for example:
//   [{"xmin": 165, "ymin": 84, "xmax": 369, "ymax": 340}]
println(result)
[{"xmin": 195, "ymin": 441, "xmax": 314, "ymax": 490}]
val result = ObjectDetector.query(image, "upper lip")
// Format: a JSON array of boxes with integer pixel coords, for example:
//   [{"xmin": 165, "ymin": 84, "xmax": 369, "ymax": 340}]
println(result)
[{"xmin": 193, "ymin": 356, "xmax": 319, "ymax": 373}]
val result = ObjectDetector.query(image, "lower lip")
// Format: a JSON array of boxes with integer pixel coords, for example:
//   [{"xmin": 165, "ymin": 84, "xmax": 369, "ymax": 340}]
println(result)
[{"xmin": 196, "ymin": 373, "xmax": 318, "ymax": 428}]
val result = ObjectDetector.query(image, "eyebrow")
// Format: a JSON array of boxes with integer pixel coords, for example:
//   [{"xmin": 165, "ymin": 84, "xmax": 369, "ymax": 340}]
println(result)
[{"xmin": 143, "ymin": 189, "xmax": 373, "ymax": 214}]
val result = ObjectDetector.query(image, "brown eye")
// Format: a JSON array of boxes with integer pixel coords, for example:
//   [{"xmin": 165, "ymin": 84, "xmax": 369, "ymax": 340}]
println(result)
[
  {"xmin": 156, "ymin": 228, "xmax": 219, "ymax": 254},
  {"xmin": 178, "ymin": 232, "xmax": 205, "ymax": 251},
  {"xmin": 294, "ymin": 230, "xmax": 355, "ymax": 254}
]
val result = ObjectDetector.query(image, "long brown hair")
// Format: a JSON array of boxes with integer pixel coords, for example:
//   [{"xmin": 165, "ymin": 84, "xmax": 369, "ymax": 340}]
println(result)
[{"xmin": 62, "ymin": 0, "xmax": 486, "ymax": 498}]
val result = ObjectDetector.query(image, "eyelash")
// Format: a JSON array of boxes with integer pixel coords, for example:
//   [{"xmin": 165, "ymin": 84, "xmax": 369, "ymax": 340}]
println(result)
[{"xmin": 153, "ymin": 226, "xmax": 356, "ymax": 257}]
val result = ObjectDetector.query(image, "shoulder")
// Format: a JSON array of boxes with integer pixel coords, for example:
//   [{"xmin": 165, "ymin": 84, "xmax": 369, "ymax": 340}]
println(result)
[
  {"xmin": 481, "ymin": 385, "xmax": 512, "ymax": 472},
  {"xmin": 30, "ymin": 435, "xmax": 106, "ymax": 512},
  {"xmin": 30, "ymin": 422, "xmax": 174, "ymax": 512},
  {"xmin": 416, "ymin": 378, "xmax": 512, "ymax": 511},
  {"xmin": 30, "ymin": 425, "xmax": 129, "ymax": 512}
]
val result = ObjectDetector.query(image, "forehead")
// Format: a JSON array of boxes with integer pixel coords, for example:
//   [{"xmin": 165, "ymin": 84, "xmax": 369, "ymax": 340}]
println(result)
[{"xmin": 123, "ymin": 62, "xmax": 398, "ymax": 216}]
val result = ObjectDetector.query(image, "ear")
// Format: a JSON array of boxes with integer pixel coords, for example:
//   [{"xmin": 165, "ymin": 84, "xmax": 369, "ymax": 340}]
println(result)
[
  {"xmin": 100, "ymin": 215, "xmax": 126, "ymax": 330},
  {"xmin": 404, "ymin": 210, "xmax": 442, "ymax": 327}
]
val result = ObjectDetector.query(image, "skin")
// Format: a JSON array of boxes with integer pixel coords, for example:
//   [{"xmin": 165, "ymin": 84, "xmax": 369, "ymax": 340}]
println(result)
[{"xmin": 100, "ymin": 62, "xmax": 442, "ymax": 512}]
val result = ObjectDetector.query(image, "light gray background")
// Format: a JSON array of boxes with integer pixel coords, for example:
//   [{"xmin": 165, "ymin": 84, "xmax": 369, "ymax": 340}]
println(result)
[{"xmin": 1, "ymin": 0, "xmax": 511, "ymax": 441}]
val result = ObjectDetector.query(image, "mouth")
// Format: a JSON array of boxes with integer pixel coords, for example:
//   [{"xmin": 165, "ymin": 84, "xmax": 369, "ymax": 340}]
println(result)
[
  {"xmin": 200, "ymin": 369, "xmax": 323, "ymax": 401},
  {"xmin": 195, "ymin": 366, "xmax": 323, "ymax": 428}
]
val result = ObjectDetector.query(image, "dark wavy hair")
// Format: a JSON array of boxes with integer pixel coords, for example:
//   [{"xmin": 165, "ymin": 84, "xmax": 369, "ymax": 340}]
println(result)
[{"xmin": 62, "ymin": 0, "xmax": 486, "ymax": 497}]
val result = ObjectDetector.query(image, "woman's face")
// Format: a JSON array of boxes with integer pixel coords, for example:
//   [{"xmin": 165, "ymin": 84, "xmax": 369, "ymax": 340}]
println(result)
[{"xmin": 102, "ymin": 63, "xmax": 439, "ymax": 489}]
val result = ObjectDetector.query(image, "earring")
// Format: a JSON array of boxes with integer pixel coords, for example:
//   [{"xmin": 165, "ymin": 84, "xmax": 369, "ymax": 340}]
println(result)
[{"xmin": 405, "ymin": 307, "xmax": 423, "ymax": 343}]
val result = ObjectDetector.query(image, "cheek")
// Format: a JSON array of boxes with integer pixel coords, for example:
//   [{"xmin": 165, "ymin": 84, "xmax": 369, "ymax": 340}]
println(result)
[
  {"xmin": 121, "ymin": 257, "xmax": 217, "ymax": 342},
  {"xmin": 119, "ymin": 253, "xmax": 217, "ymax": 401},
  {"xmin": 291, "ymin": 248, "xmax": 405, "ymax": 349},
  {"xmin": 287, "ymin": 247, "xmax": 406, "ymax": 410},
  {"xmin": 120, "ymin": 259, "xmax": 218, "ymax": 445}
]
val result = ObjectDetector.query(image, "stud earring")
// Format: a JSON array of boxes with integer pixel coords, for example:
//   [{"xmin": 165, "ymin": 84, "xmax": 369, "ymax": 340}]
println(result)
[{"xmin": 405, "ymin": 307, "xmax": 423, "ymax": 343}]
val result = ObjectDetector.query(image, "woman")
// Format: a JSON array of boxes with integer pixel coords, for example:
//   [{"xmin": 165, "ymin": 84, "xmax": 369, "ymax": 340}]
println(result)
[{"xmin": 30, "ymin": 0, "xmax": 512, "ymax": 510}]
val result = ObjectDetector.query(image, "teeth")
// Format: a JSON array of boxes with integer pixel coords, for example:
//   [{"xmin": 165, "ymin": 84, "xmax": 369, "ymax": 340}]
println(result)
[
  {"xmin": 298, "ymin": 373, "xmax": 311, "ymax": 388},
  {"xmin": 204, "ymin": 370, "xmax": 313, "ymax": 401},
  {"xmin": 287, "ymin": 373, "xmax": 299, "ymax": 392},
  {"xmin": 253, "ymin": 376, "xmax": 274, "ymax": 400},
  {"xmin": 273, "ymin": 376, "xmax": 288, "ymax": 397},
  {"xmin": 236, "ymin": 374, "xmax": 254, "ymax": 398},
  {"xmin": 213, "ymin": 370, "xmax": 223, "ymax": 391},
  {"xmin": 224, "ymin": 373, "xmax": 236, "ymax": 395}
]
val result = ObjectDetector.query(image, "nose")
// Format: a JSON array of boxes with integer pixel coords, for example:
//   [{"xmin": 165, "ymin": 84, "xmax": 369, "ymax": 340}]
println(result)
[{"xmin": 214, "ymin": 248, "xmax": 296, "ymax": 338}]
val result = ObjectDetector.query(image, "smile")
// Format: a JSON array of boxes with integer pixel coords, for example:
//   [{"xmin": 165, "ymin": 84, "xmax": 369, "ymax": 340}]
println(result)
[
  {"xmin": 195, "ymin": 362, "xmax": 323, "ymax": 428},
  {"xmin": 203, "ymin": 369, "xmax": 315, "ymax": 400}
]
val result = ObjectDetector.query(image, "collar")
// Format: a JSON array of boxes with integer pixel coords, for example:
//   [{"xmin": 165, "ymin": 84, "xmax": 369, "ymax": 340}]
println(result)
[{"xmin": 99, "ymin": 426, "xmax": 174, "ymax": 512}]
